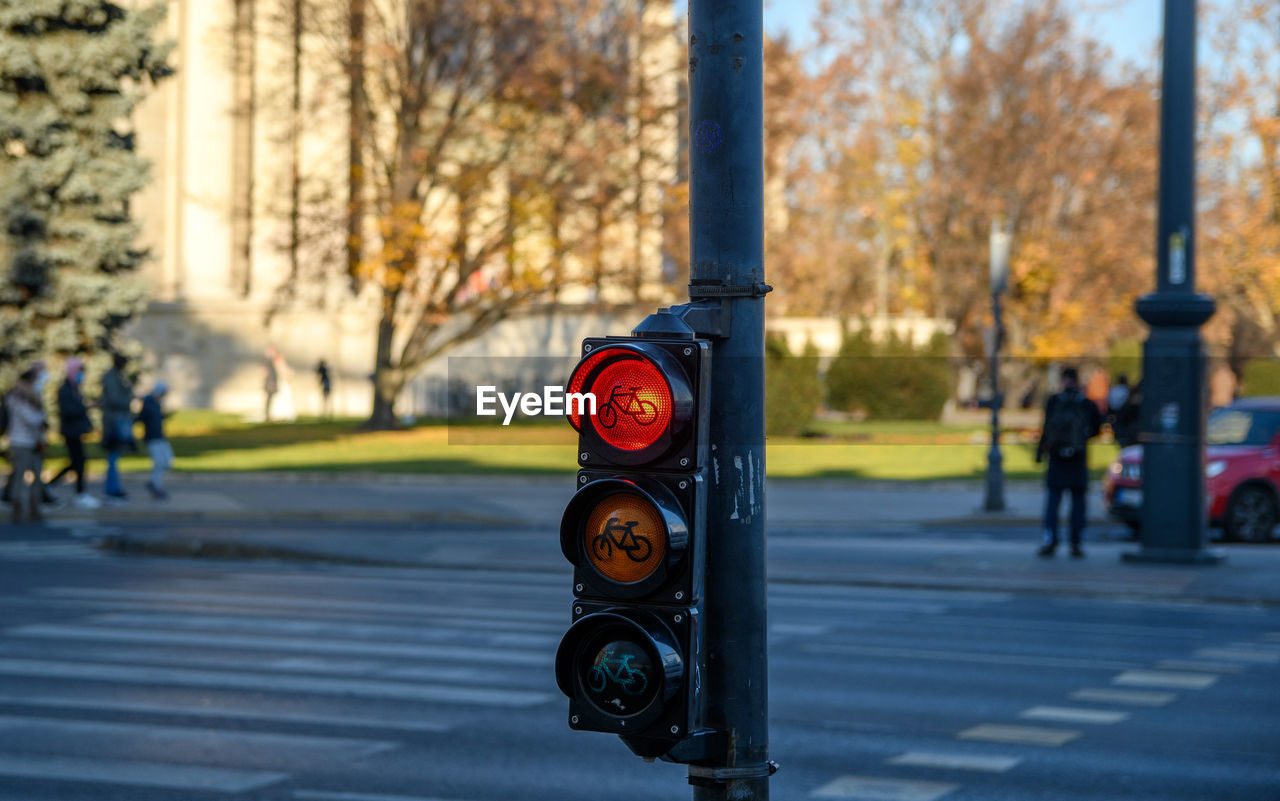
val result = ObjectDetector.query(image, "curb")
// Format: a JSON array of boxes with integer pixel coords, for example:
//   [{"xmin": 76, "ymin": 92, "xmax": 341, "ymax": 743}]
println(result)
[{"xmin": 93, "ymin": 534, "xmax": 1278, "ymax": 609}]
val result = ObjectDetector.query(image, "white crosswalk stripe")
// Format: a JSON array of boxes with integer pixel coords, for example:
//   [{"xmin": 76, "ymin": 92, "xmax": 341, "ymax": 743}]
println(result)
[
  {"xmin": 0, "ymin": 541, "xmax": 105, "ymax": 561},
  {"xmin": 0, "ymin": 570, "xmax": 565, "ymax": 796}
]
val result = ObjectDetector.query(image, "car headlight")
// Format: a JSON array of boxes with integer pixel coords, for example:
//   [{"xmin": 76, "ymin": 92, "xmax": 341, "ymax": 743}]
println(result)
[{"xmin": 1206, "ymin": 460, "xmax": 1227, "ymax": 479}]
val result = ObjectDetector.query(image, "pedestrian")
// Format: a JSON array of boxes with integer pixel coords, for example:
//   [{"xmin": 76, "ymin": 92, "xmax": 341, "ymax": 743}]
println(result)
[
  {"xmin": 4, "ymin": 363, "xmax": 50, "ymax": 523},
  {"xmin": 47, "ymin": 356, "xmax": 100, "ymax": 509},
  {"xmin": 1035, "ymin": 367, "xmax": 1102, "ymax": 558},
  {"xmin": 1105, "ymin": 374, "xmax": 1131, "ymax": 435},
  {"xmin": 100, "ymin": 353, "xmax": 135, "ymax": 502},
  {"xmin": 136, "ymin": 382, "xmax": 173, "ymax": 500},
  {"xmin": 316, "ymin": 359, "xmax": 333, "ymax": 418},
  {"xmin": 264, "ymin": 346, "xmax": 279, "ymax": 422},
  {"xmin": 1115, "ymin": 380, "xmax": 1143, "ymax": 448}
]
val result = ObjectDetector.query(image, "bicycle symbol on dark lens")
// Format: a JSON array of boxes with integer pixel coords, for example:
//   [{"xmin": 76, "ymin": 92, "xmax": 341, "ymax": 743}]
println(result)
[
  {"xmin": 592, "ymin": 517, "xmax": 653, "ymax": 563},
  {"xmin": 598, "ymin": 386, "xmax": 657, "ymax": 429},
  {"xmin": 588, "ymin": 647, "xmax": 649, "ymax": 697}
]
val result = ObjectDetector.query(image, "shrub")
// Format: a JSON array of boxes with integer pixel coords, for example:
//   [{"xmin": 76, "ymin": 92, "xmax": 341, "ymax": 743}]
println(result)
[
  {"xmin": 825, "ymin": 329, "xmax": 952, "ymax": 420},
  {"xmin": 765, "ymin": 335, "xmax": 821, "ymax": 436},
  {"xmin": 1241, "ymin": 357, "xmax": 1280, "ymax": 396}
]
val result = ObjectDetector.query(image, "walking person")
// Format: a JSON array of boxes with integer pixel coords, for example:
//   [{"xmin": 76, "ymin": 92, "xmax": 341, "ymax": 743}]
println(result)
[
  {"xmin": 1105, "ymin": 374, "xmax": 1131, "ymax": 434},
  {"xmin": 316, "ymin": 359, "xmax": 333, "ymax": 418},
  {"xmin": 100, "ymin": 353, "xmax": 135, "ymax": 502},
  {"xmin": 264, "ymin": 347, "xmax": 279, "ymax": 422},
  {"xmin": 48, "ymin": 357, "xmax": 99, "ymax": 509},
  {"xmin": 4, "ymin": 363, "xmax": 50, "ymax": 523},
  {"xmin": 1035, "ymin": 367, "xmax": 1102, "ymax": 558},
  {"xmin": 136, "ymin": 382, "xmax": 173, "ymax": 500}
]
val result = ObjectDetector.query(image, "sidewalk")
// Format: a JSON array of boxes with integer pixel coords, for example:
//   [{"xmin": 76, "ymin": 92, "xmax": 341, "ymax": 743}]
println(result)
[
  {"xmin": 35, "ymin": 472, "xmax": 1280, "ymax": 608},
  {"xmin": 45, "ymin": 471, "xmax": 1098, "ymax": 528}
]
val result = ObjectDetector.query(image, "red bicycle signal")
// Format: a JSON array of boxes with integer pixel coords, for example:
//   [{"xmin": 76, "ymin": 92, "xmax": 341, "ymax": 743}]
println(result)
[{"xmin": 567, "ymin": 342, "xmax": 697, "ymax": 464}]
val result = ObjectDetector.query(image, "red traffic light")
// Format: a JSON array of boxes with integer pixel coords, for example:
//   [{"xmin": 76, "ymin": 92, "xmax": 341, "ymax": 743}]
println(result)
[{"xmin": 566, "ymin": 342, "xmax": 698, "ymax": 467}]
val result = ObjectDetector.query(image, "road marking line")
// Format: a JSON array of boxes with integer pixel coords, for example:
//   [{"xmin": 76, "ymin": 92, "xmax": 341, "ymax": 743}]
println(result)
[
  {"xmin": 36, "ymin": 587, "xmax": 565, "ymax": 623},
  {"xmin": 887, "ymin": 751, "xmax": 1020, "ymax": 773},
  {"xmin": 806, "ymin": 643, "xmax": 1133, "ymax": 671},
  {"xmin": 1112, "ymin": 670, "xmax": 1218, "ymax": 690},
  {"xmin": 0, "ymin": 658, "xmax": 552, "ymax": 707},
  {"xmin": 771, "ymin": 623, "xmax": 833, "ymax": 636},
  {"xmin": 0, "ymin": 641, "xmax": 510, "ymax": 686},
  {"xmin": 1070, "ymin": 688, "xmax": 1175, "ymax": 707},
  {"xmin": 90, "ymin": 612, "xmax": 561, "ymax": 645},
  {"xmin": 0, "ymin": 714, "xmax": 398, "ymax": 759},
  {"xmin": 811, "ymin": 775, "xmax": 958, "ymax": 800},
  {"xmin": 1193, "ymin": 648, "xmax": 1280, "ymax": 664},
  {"xmin": 1155, "ymin": 659, "xmax": 1245, "ymax": 673},
  {"xmin": 0, "ymin": 693, "xmax": 452, "ymax": 732},
  {"xmin": 957, "ymin": 724, "xmax": 1081, "ymax": 747},
  {"xmin": 294, "ymin": 792, "xmax": 470, "ymax": 801},
  {"xmin": 7, "ymin": 624, "xmax": 550, "ymax": 667},
  {"xmin": 1019, "ymin": 706, "xmax": 1129, "ymax": 725},
  {"xmin": 0, "ymin": 754, "xmax": 287, "ymax": 793}
]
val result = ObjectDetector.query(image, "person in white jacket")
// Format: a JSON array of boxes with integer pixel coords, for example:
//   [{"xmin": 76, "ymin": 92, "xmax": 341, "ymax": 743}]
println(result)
[{"xmin": 5, "ymin": 362, "xmax": 49, "ymax": 523}]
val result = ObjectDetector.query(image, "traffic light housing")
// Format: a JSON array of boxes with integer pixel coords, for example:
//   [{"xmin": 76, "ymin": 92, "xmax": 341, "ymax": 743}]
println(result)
[{"xmin": 555, "ymin": 334, "xmax": 709, "ymax": 759}]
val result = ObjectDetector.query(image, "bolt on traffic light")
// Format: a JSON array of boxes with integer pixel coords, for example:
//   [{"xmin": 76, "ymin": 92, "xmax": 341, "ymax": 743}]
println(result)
[{"xmin": 554, "ymin": 334, "xmax": 709, "ymax": 759}]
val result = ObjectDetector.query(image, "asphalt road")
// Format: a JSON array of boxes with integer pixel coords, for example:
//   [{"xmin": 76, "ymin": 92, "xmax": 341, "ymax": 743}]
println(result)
[{"xmin": 0, "ymin": 522, "xmax": 1276, "ymax": 801}]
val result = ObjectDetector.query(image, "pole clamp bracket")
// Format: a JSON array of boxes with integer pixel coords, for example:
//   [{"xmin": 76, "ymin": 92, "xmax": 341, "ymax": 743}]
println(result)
[
  {"xmin": 688, "ymin": 282, "xmax": 773, "ymax": 299},
  {"xmin": 687, "ymin": 760, "xmax": 780, "ymax": 785}
]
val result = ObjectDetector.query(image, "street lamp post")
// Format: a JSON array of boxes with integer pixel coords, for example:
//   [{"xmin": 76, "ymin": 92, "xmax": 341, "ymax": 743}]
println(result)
[
  {"xmin": 984, "ymin": 220, "xmax": 1011, "ymax": 513},
  {"xmin": 1123, "ymin": 0, "xmax": 1223, "ymax": 565}
]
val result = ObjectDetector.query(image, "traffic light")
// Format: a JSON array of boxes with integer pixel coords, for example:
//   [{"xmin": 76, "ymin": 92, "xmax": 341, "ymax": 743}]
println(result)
[{"xmin": 554, "ymin": 333, "xmax": 709, "ymax": 759}]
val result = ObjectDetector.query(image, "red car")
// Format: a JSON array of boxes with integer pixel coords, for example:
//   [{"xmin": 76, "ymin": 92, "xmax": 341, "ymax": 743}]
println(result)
[{"xmin": 1104, "ymin": 397, "xmax": 1280, "ymax": 542}]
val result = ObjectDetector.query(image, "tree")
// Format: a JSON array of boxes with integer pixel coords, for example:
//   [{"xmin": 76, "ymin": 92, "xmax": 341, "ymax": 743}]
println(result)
[
  {"xmin": 266, "ymin": 0, "xmax": 680, "ymax": 429},
  {"xmin": 775, "ymin": 1, "xmax": 1159, "ymax": 366},
  {"xmin": 0, "ymin": 1, "xmax": 172, "ymax": 387},
  {"xmin": 1200, "ymin": 1, "xmax": 1280, "ymax": 379}
]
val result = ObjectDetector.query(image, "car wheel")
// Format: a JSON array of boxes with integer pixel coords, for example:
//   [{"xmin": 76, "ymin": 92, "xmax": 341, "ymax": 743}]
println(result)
[{"xmin": 1224, "ymin": 485, "xmax": 1278, "ymax": 543}]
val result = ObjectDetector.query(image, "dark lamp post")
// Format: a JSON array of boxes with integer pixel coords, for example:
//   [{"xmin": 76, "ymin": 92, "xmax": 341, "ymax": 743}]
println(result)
[
  {"xmin": 983, "ymin": 220, "xmax": 1010, "ymax": 513},
  {"xmin": 1122, "ymin": 0, "xmax": 1224, "ymax": 565}
]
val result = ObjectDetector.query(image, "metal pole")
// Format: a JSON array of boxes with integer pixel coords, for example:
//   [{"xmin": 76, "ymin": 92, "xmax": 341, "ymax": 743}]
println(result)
[
  {"xmin": 984, "ymin": 292, "xmax": 1005, "ymax": 512},
  {"xmin": 1124, "ymin": 0, "xmax": 1222, "ymax": 564},
  {"xmin": 687, "ymin": 0, "xmax": 769, "ymax": 797}
]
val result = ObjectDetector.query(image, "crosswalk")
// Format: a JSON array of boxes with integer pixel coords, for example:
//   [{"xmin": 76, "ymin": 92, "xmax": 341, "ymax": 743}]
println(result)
[
  {"xmin": 1, "ymin": 543, "xmax": 1277, "ymax": 801},
  {"xmin": 0, "ymin": 558, "xmax": 572, "ymax": 799}
]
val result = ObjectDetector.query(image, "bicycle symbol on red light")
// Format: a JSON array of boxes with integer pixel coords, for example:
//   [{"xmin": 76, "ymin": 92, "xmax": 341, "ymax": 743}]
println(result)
[{"xmin": 597, "ymin": 385, "xmax": 658, "ymax": 429}]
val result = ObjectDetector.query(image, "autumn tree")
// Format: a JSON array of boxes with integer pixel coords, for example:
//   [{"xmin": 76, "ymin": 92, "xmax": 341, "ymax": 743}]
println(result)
[
  {"xmin": 255, "ymin": 0, "xmax": 680, "ymax": 428},
  {"xmin": 0, "ymin": 1, "xmax": 172, "ymax": 386},
  {"xmin": 775, "ymin": 0, "xmax": 1159, "ymax": 366},
  {"xmin": 1200, "ymin": 1, "xmax": 1280, "ymax": 378}
]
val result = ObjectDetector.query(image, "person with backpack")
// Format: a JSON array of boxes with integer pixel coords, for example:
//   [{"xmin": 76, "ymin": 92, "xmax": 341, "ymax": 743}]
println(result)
[
  {"xmin": 100, "ymin": 353, "xmax": 135, "ymax": 502},
  {"xmin": 1035, "ymin": 367, "xmax": 1102, "ymax": 557},
  {"xmin": 48, "ymin": 357, "xmax": 99, "ymax": 509},
  {"xmin": 136, "ymin": 381, "xmax": 173, "ymax": 500}
]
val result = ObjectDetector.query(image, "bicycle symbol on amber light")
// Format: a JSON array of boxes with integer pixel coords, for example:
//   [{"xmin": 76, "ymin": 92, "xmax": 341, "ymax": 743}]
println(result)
[
  {"xmin": 592, "ymin": 517, "xmax": 653, "ymax": 563},
  {"xmin": 588, "ymin": 647, "xmax": 649, "ymax": 697},
  {"xmin": 598, "ymin": 385, "xmax": 658, "ymax": 429}
]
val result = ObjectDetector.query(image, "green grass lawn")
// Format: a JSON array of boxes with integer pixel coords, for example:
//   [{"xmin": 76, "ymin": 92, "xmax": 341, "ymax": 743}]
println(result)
[{"xmin": 41, "ymin": 411, "xmax": 1117, "ymax": 481}]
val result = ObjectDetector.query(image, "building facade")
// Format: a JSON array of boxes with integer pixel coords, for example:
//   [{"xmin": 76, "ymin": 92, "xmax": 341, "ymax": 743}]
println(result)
[{"xmin": 127, "ymin": 0, "xmax": 681, "ymax": 418}]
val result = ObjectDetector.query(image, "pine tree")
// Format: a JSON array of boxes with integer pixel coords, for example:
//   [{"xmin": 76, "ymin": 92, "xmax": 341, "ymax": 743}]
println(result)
[{"xmin": 0, "ymin": 1, "xmax": 172, "ymax": 387}]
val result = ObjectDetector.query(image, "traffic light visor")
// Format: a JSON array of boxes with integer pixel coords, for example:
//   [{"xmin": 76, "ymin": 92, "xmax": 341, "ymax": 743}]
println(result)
[
  {"xmin": 568, "ymin": 348, "xmax": 674, "ymax": 451},
  {"xmin": 584, "ymin": 492, "xmax": 667, "ymax": 584}
]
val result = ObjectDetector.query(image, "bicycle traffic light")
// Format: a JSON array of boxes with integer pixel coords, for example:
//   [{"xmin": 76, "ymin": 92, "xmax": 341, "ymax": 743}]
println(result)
[{"xmin": 554, "ymin": 334, "xmax": 709, "ymax": 759}]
